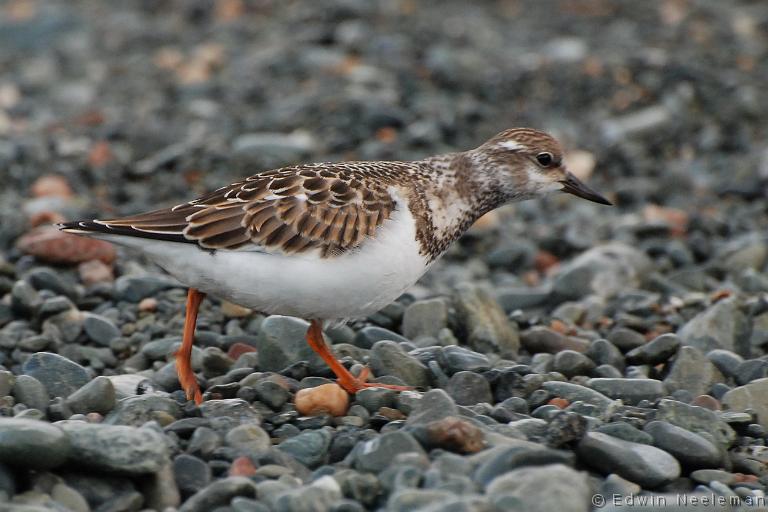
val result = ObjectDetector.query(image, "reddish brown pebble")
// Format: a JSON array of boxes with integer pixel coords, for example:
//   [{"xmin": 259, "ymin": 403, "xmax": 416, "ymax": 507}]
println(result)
[
  {"xmin": 78, "ymin": 259, "xmax": 114, "ymax": 286},
  {"xmin": 88, "ymin": 140, "xmax": 113, "ymax": 168},
  {"xmin": 30, "ymin": 174, "xmax": 73, "ymax": 198},
  {"xmin": 424, "ymin": 416, "xmax": 485, "ymax": 453},
  {"xmin": 294, "ymin": 383, "xmax": 349, "ymax": 417},
  {"xmin": 18, "ymin": 227, "xmax": 116, "ymax": 265},
  {"xmin": 138, "ymin": 297, "xmax": 158, "ymax": 313},
  {"xmin": 86, "ymin": 412, "xmax": 103, "ymax": 423},
  {"xmin": 734, "ymin": 473, "xmax": 759, "ymax": 483},
  {"xmin": 229, "ymin": 456, "xmax": 257, "ymax": 477},
  {"xmin": 535, "ymin": 250, "xmax": 560, "ymax": 273},
  {"xmin": 29, "ymin": 211, "xmax": 65, "ymax": 227},
  {"xmin": 691, "ymin": 394, "xmax": 721, "ymax": 411},
  {"xmin": 549, "ymin": 397, "xmax": 570, "ymax": 409},
  {"xmin": 228, "ymin": 342, "xmax": 257, "ymax": 360},
  {"xmin": 377, "ymin": 407, "xmax": 406, "ymax": 421}
]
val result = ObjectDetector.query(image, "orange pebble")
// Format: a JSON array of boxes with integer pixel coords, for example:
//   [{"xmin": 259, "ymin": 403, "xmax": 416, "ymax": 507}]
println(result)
[
  {"xmin": 294, "ymin": 383, "xmax": 349, "ymax": 417},
  {"xmin": 138, "ymin": 297, "xmax": 158, "ymax": 312},
  {"xmin": 78, "ymin": 259, "xmax": 115, "ymax": 286},
  {"xmin": 227, "ymin": 342, "xmax": 257, "ymax": 360},
  {"xmin": 30, "ymin": 174, "xmax": 73, "ymax": 198},
  {"xmin": 548, "ymin": 397, "xmax": 570, "ymax": 409},
  {"xmin": 229, "ymin": 456, "xmax": 257, "ymax": 477}
]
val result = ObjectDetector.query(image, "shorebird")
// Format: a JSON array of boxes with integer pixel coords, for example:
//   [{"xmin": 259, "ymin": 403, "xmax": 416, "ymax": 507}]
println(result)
[{"xmin": 60, "ymin": 128, "xmax": 611, "ymax": 404}]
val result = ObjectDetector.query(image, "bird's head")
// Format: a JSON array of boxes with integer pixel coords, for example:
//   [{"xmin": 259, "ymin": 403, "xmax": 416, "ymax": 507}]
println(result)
[{"xmin": 473, "ymin": 128, "xmax": 612, "ymax": 205}]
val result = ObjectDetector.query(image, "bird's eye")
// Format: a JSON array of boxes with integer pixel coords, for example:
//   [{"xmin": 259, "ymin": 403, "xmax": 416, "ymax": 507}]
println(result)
[{"xmin": 536, "ymin": 152, "xmax": 554, "ymax": 167}]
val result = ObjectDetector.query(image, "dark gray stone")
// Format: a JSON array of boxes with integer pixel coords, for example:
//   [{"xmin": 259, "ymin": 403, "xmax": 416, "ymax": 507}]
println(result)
[
  {"xmin": 452, "ymin": 283, "xmax": 520, "ymax": 357},
  {"xmin": 115, "ymin": 274, "xmax": 178, "ymax": 302},
  {"xmin": 59, "ymin": 421, "xmax": 169, "ymax": 474},
  {"xmin": 353, "ymin": 326, "xmax": 409, "ymax": 349},
  {"xmin": 402, "ymin": 299, "xmax": 448, "ymax": 340},
  {"xmin": 22, "ymin": 352, "xmax": 89, "ymax": 399},
  {"xmin": 577, "ymin": 432, "xmax": 680, "ymax": 488},
  {"xmin": 474, "ymin": 445, "xmax": 575, "ymax": 487},
  {"xmin": 354, "ymin": 431, "xmax": 426, "ymax": 473},
  {"xmin": 596, "ymin": 422, "xmax": 653, "ymax": 445},
  {"xmin": 278, "ymin": 428, "xmax": 332, "ymax": 468},
  {"xmin": 553, "ymin": 350, "xmax": 596, "ymax": 377},
  {"xmin": 586, "ymin": 378, "xmax": 664, "ymax": 405},
  {"xmin": 643, "ymin": 420, "xmax": 721, "ymax": 469},
  {"xmin": 173, "ymin": 454, "xmax": 212, "ymax": 499},
  {"xmin": 486, "ymin": 463, "xmax": 590, "ymax": 512},
  {"xmin": 0, "ymin": 418, "xmax": 70, "ymax": 469},
  {"xmin": 607, "ymin": 328, "xmax": 646, "ymax": 352},
  {"xmin": 83, "ymin": 313, "xmax": 121, "ymax": 346},
  {"xmin": 664, "ymin": 346, "xmax": 724, "ymax": 396},
  {"xmin": 445, "ymin": 371, "xmax": 492, "ymax": 406},
  {"xmin": 104, "ymin": 395, "xmax": 182, "ymax": 426},
  {"xmin": 370, "ymin": 340, "xmax": 430, "ymax": 387},
  {"xmin": 406, "ymin": 389, "xmax": 458, "ymax": 426},
  {"xmin": 440, "ymin": 345, "xmax": 491, "ymax": 374},
  {"xmin": 655, "ymin": 399, "xmax": 736, "ymax": 448},
  {"xmin": 626, "ymin": 333, "xmax": 680, "ymax": 365},
  {"xmin": 12, "ymin": 374, "xmax": 49, "ymax": 411},
  {"xmin": 66, "ymin": 376, "xmax": 116, "ymax": 415},
  {"xmin": 179, "ymin": 477, "xmax": 257, "ymax": 512}
]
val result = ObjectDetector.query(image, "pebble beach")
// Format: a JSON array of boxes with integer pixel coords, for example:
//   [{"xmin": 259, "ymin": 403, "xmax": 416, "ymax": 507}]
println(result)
[{"xmin": 1, "ymin": 1, "xmax": 768, "ymax": 511}]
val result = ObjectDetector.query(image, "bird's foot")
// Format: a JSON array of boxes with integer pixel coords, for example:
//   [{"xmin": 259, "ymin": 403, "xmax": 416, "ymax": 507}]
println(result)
[{"xmin": 336, "ymin": 366, "xmax": 413, "ymax": 394}]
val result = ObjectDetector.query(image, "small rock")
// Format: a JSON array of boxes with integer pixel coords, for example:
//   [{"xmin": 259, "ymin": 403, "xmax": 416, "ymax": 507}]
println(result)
[
  {"xmin": 17, "ymin": 227, "xmax": 116, "ymax": 264},
  {"xmin": 0, "ymin": 371, "xmax": 14, "ymax": 396},
  {"xmin": 678, "ymin": 297, "xmax": 749, "ymax": 356},
  {"xmin": 77, "ymin": 259, "xmax": 114, "ymax": 286},
  {"xmin": 66, "ymin": 376, "xmax": 116, "ymax": 415},
  {"xmin": 417, "ymin": 416, "xmax": 485, "ymax": 454},
  {"xmin": 12, "ymin": 374, "xmax": 49, "ymax": 411},
  {"xmin": 474, "ymin": 445, "xmax": 575, "ymax": 487},
  {"xmin": 0, "ymin": 418, "xmax": 70, "ymax": 469},
  {"xmin": 295, "ymin": 383, "xmax": 349, "ymax": 417},
  {"xmin": 83, "ymin": 313, "xmax": 121, "ymax": 346},
  {"xmin": 353, "ymin": 326, "xmax": 409, "ymax": 349},
  {"xmin": 354, "ymin": 387, "xmax": 395, "ymax": 413},
  {"xmin": 587, "ymin": 378, "xmax": 664, "ymax": 405},
  {"xmin": 114, "ymin": 274, "xmax": 178, "ymax": 302},
  {"xmin": 643, "ymin": 421, "xmax": 721, "ymax": 469},
  {"xmin": 625, "ymin": 333, "xmax": 681, "ymax": 365},
  {"xmin": 253, "ymin": 379, "xmax": 290, "ymax": 410},
  {"xmin": 521, "ymin": 326, "xmax": 590, "ymax": 354},
  {"xmin": 278, "ymin": 428, "xmax": 332, "ymax": 468},
  {"xmin": 354, "ymin": 431, "xmax": 427, "ymax": 473},
  {"xmin": 607, "ymin": 328, "xmax": 646, "ymax": 352},
  {"xmin": 440, "ymin": 345, "xmax": 491, "ymax": 373},
  {"xmin": 553, "ymin": 350, "xmax": 596, "ymax": 377},
  {"xmin": 655, "ymin": 399, "xmax": 736, "ymax": 448},
  {"xmin": 722, "ymin": 378, "xmax": 768, "ymax": 429},
  {"xmin": 452, "ymin": 283, "xmax": 520, "ymax": 357},
  {"xmin": 596, "ymin": 422, "xmax": 653, "ymax": 445},
  {"xmin": 274, "ymin": 475, "xmax": 342, "ymax": 512},
  {"xmin": 541, "ymin": 381, "xmax": 614, "ymax": 413},
  {"xmin": 256, "ymin": 316, "xmax": 326, "ymax": 372},
  {"xmin": 445, "ymin": 371, "xmax": 492, "ymax": 405},
  {"xmin": 402, "ymin": 298, "xmax": 448, "ymax": 340},
  {"xmin": 577, "ymin": 432, "xmax": 680, "ymax": 488},
  {"xmin": 105, "ymin": 395, "xmax": 182, "ymax": 426},
  {"xmin": 664, "ymin": 346, "xmax": 724, "ymax": 396},
  {"xmin": 22, "ymin": 352, "xmax": 89, "ymax": 399},
  {"xmin": 179, "ymin": 477, "xmax": 257, "ymax": 512},
  {"xmin": 486, "ymin": 463, "xmax": 590, "ymax": 512},
  {"xmin": 406, "ymin": 389, "xmax": 458, "ymax": 426},
  {"xmin": 229, "ymin": 456, "xmax": 257, "ymax": 477},
  {"xmin": 173, "ymin": 454, "xmax": 212, "ymax": 499},
  {"xmin": 59, "ymin": 421, "xmax": 169, "ymax": 474},
  {"xmin": 225, "ymin": 424, "xmax": 271, "ymax": 454},
  {"xmin": 370, "ymin": 340, "xmax": 430, "ymax": 387}
]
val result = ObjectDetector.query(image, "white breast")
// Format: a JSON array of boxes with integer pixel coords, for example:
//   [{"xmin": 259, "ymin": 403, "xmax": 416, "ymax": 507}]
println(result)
[{"xmin": 104, "ymin": 204, "xmax": 431, "ymax": 320}]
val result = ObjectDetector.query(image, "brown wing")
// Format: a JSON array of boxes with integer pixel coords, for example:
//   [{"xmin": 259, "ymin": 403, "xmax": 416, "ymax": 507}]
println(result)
[{"xmin": 72, "ymin": 163, "xmax": 401, "ymax": 258}]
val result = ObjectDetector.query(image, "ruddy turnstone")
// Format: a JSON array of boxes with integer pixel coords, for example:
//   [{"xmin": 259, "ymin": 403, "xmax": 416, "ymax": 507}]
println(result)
[{"xmin": 60, "ymin": 128, "xmax": 611, "ymax": 403}]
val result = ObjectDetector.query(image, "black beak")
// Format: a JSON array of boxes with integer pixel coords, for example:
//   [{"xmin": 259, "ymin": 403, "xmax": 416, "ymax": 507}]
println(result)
[{"xmin": 560, "ymin": 172, "xmax": 612, "ymax": 205}]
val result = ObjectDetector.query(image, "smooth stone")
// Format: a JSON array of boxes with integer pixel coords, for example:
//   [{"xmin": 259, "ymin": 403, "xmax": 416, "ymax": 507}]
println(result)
[
  {"xmin": 199, "ymin": 399, "xmax": 261, "ymax": 426},
  {"xmin": 104, "ymin": 395, "xmax": 182, "ymax": 426},
  {"xmin": 445, "ymin": 371, "xmax": 492, "ymax": 406},
  {"xmin": 0, "ymin": 371, "xmax": 15, "ymax": 397},
  {"xmin": 440, "ymin": 345, "xmax": 491, "ymax": 373},
  {"xmin": 12, "ymin": 374, "xmax": 49, "ymax": 411},
  {"xmin": 26, "ymin": 267, "xmax": 76, "ymax": 298},
  {"xmin": 402, "ymin": 298, "xmax": 449, "ymax": 340},
  {"xmin": 59, "ymin": 421, "xmax": 169, "ymax": 474},
  {"xmin": 553, "ymin": 350, "xmax": 596, "ymax": 377},
  {"xmin": 105, "ymin": 374, "xmax": 152, "ymax": 399},
  {"xmin": 655, "ymin": 399, "xmax": 736, "ymax": 448},
  {"xmin": 452, "ymin": 283, "xmax": 520, "ymax": 357},
  {"xmin": 690, "ymin": 469, "xmax": 738, "ymax": 486},
  {"xmin": 225, "ymin": 424, "xmax": 271, "ymax": 453},
  {"xmin": 278, "ymin": 428, "xmax": 332, "ymax": 468},
  {"xmin": 521, "ymin": 326, "xmax": 590, "ymax": 354},
  {"xmin": 595, "ymin": 422, "xmax": 653, "ymax": 445},
  {"xmin": 607, "ymin": 328, "xmax": 646, "ymax": 352},
  {"xmin": 625, "ymin": 333, "xmax": 680, "ymax": 365},
  {"xmin": 353, "ymin": 326, "xmax": 409, "ymax": 349},
  {"xmin": 722, "ymin": 378, "xmax": 768, "ymax": 429},
  {"xmin": 587, "ymin": 339, "xmax": 625, "ymax": 370},
  {"xmin": 735, "ymin": 359, "xmax": 768, "ymax": 385},
  {"xmin": 256, "ymin": 316, "xmax": 326, "ymax": 373},
  {"xmin": 354, "ymin": 431, "xmax": 427, "ymax": 473},
  {"xmin": 370, "ymin": 340, "xmax": 430, "ymax": 387},
  {"xmin": 664, "ymin": 346, "xmax": 724, "ymax": 396},
  {"xmin": 274, "ymin": 475, "xmax": 342, "ymax": 512},
  {"xmin": 22, "ymin": 352, "xmax": 89, "ymax": 398},
  {"xmin": 586, "ymin": 378, "xmax": 664, "ymax": 405},
  {"xmin": 51, "ymin": 482, "xmax": 89, "ymax": 512},
  {"xmin": 541, "ymin": 381, "xmax": 614, "ymax": 412},
  {"xmin": 406, "ymin": 389, "xmax": 458, "ymax": 426},
  {"xmin": 173, "ymin": 454, "xmax": 212, "ymax": 498},
  {"xmin": 551, "ymin": 243, "xmax": 652, "ymax": 300},
  {"xmin": 66, "ymin": 376, "xmax": 116, "ymax": 415},
  {"xmin": 387, "ymin": 489, "xmax": 455, "ymax": 511},
  {"xmin": 354, "ymin": 387, "xmax": 395, "ymax": 413},
  {"xmin": 643, "ymin": 421, "xmax": 721, "ymax": 469},
  {"xmin": 486, "ymin": 463, "xmax": 590, "ymax": 512},
  {"xmin": 0, "ymin": 418, "xmax": 70, "ymax": 469},
  {"xmin": 577, "ymin": 432, "xmax": 680, "ymax": 488},
  {"xmin": 83, "ymin": 313, "xmax": 121, "ymax": 346},
  {"xmin": 474, "ymin": 445, "xmax": 575, "ymax": 487},
  {"xmin": 253, "ymin": 380, "xmax": 290, "ymax": 410},
  {"xmin": 678, "ymin": 297, "xmax": 749, "ymax": 356},
  {"xmin": 179, "ymin": 477, "xmax": 257, "ymax": 512}
]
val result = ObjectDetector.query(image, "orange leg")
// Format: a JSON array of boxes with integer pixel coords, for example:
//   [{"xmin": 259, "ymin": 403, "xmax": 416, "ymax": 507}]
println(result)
[
  {"xmin": 305, "ymin": 320, "xmax": 411, "ymax": 393},
  {"xmin": 176, "ymin": 288, "xmax": 206, "ymax": 404}
]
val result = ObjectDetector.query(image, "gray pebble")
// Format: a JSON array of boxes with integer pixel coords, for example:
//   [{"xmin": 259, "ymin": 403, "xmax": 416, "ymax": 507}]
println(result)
[
  {"xmin": 353, "ymin": 326, "xmax": 409, "ymax": 349},
  {"xmin": 402, "ymin": 298, "xmax": 448, "ymax": 340},
  {"xmin": 83, "ymin": 313, "xmax": 121, "ymax": 346},
  {"xmin": 445, "ymin": 371, "xmax": 492, "ymax": 406},
  {"xmin": 607, "ymin": 328, "xmax": 646, "ymax": 352},
  {"xmin": 643, "ymin": 420, "xmax": 721, "ymax": 469},
  {"xmin": 553, "ymin": 350, "xmax": 596, "ymax": 377},
  {"xmin": 225, "ymin": 424, "xmax": 271, "ymax": 454},
  {"xmin": 65, "ymin": 376, "xmax": 116, "ymax": 415},
  {"xmin": 354, "ymin": 431, "xmax": 426, "ymax": 473},
  {"xmin": 370, "ymin": 340, "xmax": 430, "ymax": 388},
  {"xmin": 13, "ymin": 374, "xmax": 49, "ymax": 412},
  {"xmin": 625, "ymin": 333, "xmax": 680, "ymax": 365},
  {"xmin": 587, "ymin": 378, "xmax": 664, "ymax": 405},
  {"xmin": 278, "ymin": 428, "xmax": 332, "ymax": 468},
  {"xmin": 115, "ymin": 274, "xmax": 178, "ymax": 302},
  {"xmin": 173, "ymin": 454, "xmax": 212, "ymax": 498},
  {"xmin": 486, "ymin": 463, "xmax": 590, "ymax": 512},
  {"xmin": 474, "ymin": 445, "xmax": 575, "ymax": 487},
  {"xmin": 0, "ymin": 418, "xmax": 70, "ymax": 469},
  {"xmin": 22, "ymin": 352, "xmax": 89, "ymax": 399},
  {"xmin": 179, "ymin": 477, "xmax": 257, "ymax": 512}
]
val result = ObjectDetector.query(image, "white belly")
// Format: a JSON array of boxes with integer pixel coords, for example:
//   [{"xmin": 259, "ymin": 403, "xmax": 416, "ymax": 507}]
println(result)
[{"xmin": 105, "ymin": 207, "xmax": 431, "ymax": 319}]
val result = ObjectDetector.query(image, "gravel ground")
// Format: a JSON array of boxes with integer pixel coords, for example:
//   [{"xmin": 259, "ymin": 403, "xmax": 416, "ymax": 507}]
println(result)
[{"xmin": 1, "ymin": 1, "xmax": 768, "ymax": 511}]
